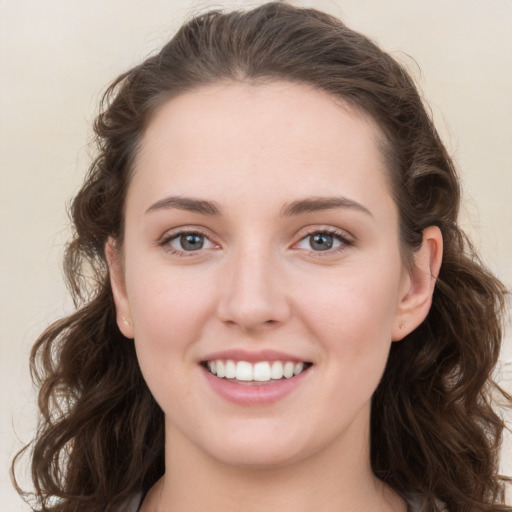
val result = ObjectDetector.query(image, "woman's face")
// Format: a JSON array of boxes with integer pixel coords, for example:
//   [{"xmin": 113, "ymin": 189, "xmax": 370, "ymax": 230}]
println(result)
[{"xmin": 110, "ymin": 81, "xmax": 416, "ymax": 469}]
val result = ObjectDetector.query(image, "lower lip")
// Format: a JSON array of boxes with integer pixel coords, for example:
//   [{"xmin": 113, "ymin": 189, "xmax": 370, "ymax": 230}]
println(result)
[{"xmin": 201, "ymin": 366, "xmax": 310, "ymax": 406}]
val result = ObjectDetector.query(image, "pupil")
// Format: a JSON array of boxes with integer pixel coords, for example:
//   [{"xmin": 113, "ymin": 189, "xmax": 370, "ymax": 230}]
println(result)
[
  {"xmin": 181, "ymin": 234, "xmax": 204, "ymax": 251},
  {"xmin": 311, "ymin": 233, "xmax": 333, "ymax": 251}
]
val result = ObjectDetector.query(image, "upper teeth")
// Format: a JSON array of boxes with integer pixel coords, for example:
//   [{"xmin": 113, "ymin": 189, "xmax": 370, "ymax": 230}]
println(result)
[{"xmin": 206, "ymin": 360, "xmax": 306, "ymax": 382}]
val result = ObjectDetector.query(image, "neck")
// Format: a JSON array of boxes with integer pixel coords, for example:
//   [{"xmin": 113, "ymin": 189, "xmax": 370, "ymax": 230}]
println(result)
[{"xmin": 143, "ymin": 415, "xmax": 406, "ymax": 512}]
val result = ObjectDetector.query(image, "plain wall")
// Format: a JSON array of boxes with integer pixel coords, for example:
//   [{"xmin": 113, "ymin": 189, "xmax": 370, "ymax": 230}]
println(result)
[{"xmin": 1, "ymin": 0, "xmax": 511, "ymax": 509}]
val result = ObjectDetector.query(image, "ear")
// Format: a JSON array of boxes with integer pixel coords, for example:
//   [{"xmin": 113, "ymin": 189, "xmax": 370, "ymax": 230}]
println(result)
[
  {"xmin": 392, "ymin": 226, "xmax": 443, "ymax": 341},
  {"xmin": 105, "ymin": 238, "xmax": 134, "ymax": 339}
]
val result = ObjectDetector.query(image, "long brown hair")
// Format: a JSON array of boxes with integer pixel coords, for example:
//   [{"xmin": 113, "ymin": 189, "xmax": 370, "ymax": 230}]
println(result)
[{"xmin": 12, "ymin": 3, "xmax": 511, "ymax": 511}]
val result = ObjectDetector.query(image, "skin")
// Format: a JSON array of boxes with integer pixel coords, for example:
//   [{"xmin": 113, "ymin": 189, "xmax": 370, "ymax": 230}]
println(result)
[{"xmin": 107, "ymin": 81, "xmax": 442, "ymax": 512}]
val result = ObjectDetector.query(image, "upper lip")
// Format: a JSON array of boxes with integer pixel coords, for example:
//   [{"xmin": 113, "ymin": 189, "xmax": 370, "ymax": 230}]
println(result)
[{"xmin": 201, "ymin": 349, "xmax": 310, "ymax": 364}]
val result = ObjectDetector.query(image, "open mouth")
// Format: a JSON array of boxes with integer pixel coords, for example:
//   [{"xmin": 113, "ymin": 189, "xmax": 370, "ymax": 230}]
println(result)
[{"xmin": 201, "ymin": 360, "xmax": 313, "ymax": 383}]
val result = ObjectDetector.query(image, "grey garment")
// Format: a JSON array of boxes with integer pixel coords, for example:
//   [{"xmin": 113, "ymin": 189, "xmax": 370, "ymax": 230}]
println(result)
[
  {"xmin": 123, "ymin": 492, "xmax": 143, "ymax": 512},
  {"xmin": 406, "ymin": 492, "xmax": 447, "ymax": 512},
  {"xmin": 124, "ymin": 492, "xmax": 445, "ymax": 512}
]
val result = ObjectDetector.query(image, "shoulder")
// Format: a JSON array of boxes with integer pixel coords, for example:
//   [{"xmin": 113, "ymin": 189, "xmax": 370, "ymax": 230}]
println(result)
[
  {"xmin": 407, "ymin": 492, "xmax": 448, "ymax": 512},
  {"xmin": 120, "ymin": 492, "xmax": 143, "ymax": 512}
]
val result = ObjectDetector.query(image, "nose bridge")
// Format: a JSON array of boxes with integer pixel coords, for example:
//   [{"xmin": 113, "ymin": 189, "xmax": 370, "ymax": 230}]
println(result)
[{"xmin": 217, "ymin": 236, "xmax": 289, "ymax": 330}]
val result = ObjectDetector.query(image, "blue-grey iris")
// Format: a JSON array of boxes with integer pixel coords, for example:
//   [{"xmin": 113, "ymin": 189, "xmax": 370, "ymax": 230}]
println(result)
[
  {"xmin": 310, "ymin": 233, "xmax": 334, "ymax": 251},
  {"xmin": 181, "ymin": 234, "xmax": 204, "ymax": 251}
]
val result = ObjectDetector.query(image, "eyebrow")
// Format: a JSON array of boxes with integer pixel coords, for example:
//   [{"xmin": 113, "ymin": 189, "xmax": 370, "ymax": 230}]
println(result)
[
  {"xmin": 145, "ymin": 195, "xmax": 372, "ymax": 217},
  {"xmin": 146, "ymin": 196, "xmax": 221, "ymax": 215},
  {"xmin": 281, "ymin": 196, "xmax": 373, "ymax": 217}
]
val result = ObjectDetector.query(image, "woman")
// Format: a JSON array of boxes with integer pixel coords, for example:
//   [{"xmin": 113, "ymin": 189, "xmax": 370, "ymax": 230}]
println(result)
[{"xmin": 12, "ymin": 3, "xmax": 511, "ymax": 511}]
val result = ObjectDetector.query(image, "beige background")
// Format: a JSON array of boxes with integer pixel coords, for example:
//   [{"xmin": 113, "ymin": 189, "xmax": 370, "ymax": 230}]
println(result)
[{"xmin": 1, "ymin": 0, "xmax": 511, "ymax": 509}]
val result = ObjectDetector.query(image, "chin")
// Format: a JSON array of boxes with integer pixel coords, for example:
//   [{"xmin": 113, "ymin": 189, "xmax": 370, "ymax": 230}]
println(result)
[
  {"xmin": 200, "ymin": 425, "xmax": 316, "ymax": 470},
  {"xmin": 212, "ymin": 444, "xmax": 307, "ymax": 470}
]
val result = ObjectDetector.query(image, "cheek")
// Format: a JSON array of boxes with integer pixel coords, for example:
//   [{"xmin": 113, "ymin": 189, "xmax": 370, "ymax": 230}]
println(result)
[
  {"xmin": 126, "ymin": 274, "xmax": 214, "ymax": 417},
  {"xmin": 297, "ymin": 261, "xmax": 401, "ymax": 346},
  {"xmin": 294, "ymin": 257, "xmax": 402, "ymax": 393},
  {"xmin": 125, "ymin": 262, "xmax": 216, "ymax": 376},
  {"xmin": 299, "ymin": 274, "xmax": 399, "ymax": 408}
]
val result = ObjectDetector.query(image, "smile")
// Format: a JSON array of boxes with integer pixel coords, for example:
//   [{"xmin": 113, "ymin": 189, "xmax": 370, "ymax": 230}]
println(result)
[{"xmin": 204, "ymin": 360, "xmax": 312, "ymax": 383}]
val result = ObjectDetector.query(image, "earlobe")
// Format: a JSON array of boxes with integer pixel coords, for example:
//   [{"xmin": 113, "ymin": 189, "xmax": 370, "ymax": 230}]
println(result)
[
  {"xmin": 392, "ymin": 226, "xmax": 443, "ymax": 341},
  {"xmin": 105, "ymin": 238, "xmax": 134, "ymax": 339}
]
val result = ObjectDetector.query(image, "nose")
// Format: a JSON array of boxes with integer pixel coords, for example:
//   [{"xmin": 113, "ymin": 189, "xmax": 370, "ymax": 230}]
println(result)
[{"xmin": 216, "ymin": 244, "xmax": 291, "ymax": 332}]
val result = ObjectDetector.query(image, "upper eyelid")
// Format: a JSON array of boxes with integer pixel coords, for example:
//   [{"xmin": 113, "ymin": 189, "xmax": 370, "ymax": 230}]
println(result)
[
  {"xmin": 160, "ymin": 229, "xmax": 218, "ymax": 256},
  {"xmin": 294, "ymin": 230, "xmax": 352, "ymax": 247},
  {"xmin": 294, "ymin": 225, "xmax": 354, "ymax": 242},
  {"xmin": 159, "ymin": 226, "xmax": 216, "ymax": 243}
]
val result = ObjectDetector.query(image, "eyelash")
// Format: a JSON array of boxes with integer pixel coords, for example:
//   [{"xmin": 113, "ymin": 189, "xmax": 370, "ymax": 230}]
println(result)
[
  {"xmin": 160, "ymin": 229, "xmax": 217, "ymax": 257},
  {"xmin": 159, "ymin": 227, "xmax": 353, "ymax": 258},
  {"xmin": 296, "ymin": 227, "xmax": 353, "ymax": 257}
]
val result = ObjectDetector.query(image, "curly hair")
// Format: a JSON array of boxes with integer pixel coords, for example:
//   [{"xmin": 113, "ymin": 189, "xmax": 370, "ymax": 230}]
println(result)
[{"xmin": 12, "ymin": 3, "xmax": 511, "ymax": 511}]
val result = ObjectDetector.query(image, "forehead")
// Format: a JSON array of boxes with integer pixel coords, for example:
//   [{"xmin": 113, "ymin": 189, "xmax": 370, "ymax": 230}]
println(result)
[{"xmin": 129, "ymin": 81, "xmax": 393, "ymax": 215}]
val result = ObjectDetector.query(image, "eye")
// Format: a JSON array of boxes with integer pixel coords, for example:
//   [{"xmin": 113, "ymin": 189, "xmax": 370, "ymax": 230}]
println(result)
[
  {"xmin": 163, "ymin": 231, "xmax": 216, "ymax": 254},
  {"xmin": 294, "ymin": 229, "xmax": 351, "ymax": 253}
]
